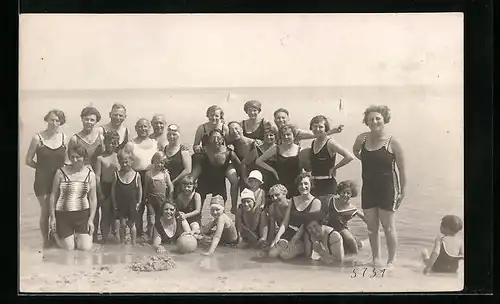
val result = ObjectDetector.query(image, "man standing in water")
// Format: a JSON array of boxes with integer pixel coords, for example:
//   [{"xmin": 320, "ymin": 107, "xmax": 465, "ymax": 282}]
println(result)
[
  {"xmin": 149, "ymin": 114, "xmax": 169, "ymax": 151},
  {"xmin": 98, "ymin": 103, "xmax": 130, "ymax": 151}
]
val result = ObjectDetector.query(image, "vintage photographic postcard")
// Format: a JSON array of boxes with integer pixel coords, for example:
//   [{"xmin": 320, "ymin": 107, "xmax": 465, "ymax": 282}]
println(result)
[{"xmin": 19, "ymin": 13, "xmax": 463, "ymax": 293}]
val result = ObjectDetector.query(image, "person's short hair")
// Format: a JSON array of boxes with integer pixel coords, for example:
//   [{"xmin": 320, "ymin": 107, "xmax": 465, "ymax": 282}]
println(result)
[
  {"xmin": 117, "ymin": 149, "xmax": 132, "ymax": 161},
  {"xmin": 441, "ymin": 215, "xmax": 463, "ymax": 235},
  {"xmin": 80, "ymin": 106, "xmax": 101, "ymax": 122},
  {"xmin": 227, "ymin": 121, "xmax": 242, "ymax": 129},
  {"xmin": 273, "ymin": 108, "xmax": 289, "ymax": 118},
  {"xmin": 135, "ymin": 118, "xmax": 150, "ymax": 127},
  {"xmin": 363, "ymin": 105, "xmax": 391, "ymax": 124},
  {"xmin": 263, "ymin": 122, "xmax": 278, "ymax": 136},
  {"xmin": 244, "ymin": 100, "xmax": 262, "ymax": 113},
  {"xmin": 151, "ymin": 151, "xmax": 166, "ymax": 164},
  {"xmin": 303, "ymin": 211, "xmax": 327, "ymax": 227},
  {"xmin": 268, "ymin": 184, "xmax": 288, "ymax": 197},
  {"xmin": 103, "ymin": 130, "xmax": 120, "ymax": 143},
  {"xmin": 44, "ymin": 109, "xmax": 66, "ymax": 125},
  {"xmin": 206, "ymin": 105, "xmax": 224, "ymax": 120},
  {"xmin": 335, "ymin": 180, "xmax": 359, "ymax": 198},
  {"xmin": 202, "ymin": 128, "xmax": 225, "ymax": 146},
  {"xmin": 167, "ymin": 124, "xmax": 180, "ymax": 132},
  {"xmin": 294, "ymin": 171, "xmax": 315, "ymax": 191},
  {"xmin": 160, "ymin": 200, "xmax": 177, "ymax": 217},
  {"xmin": 309, "ymin": 115, "xmax": 330, "ymax": 132},
  {"xmin": 67, "ymin": 142, "xmax": 88, "ymax": 159},
  {"xmin": 278, "ymin": 124, "xmax": 298, "ymax": 141},
  {"xmin": 111, "ymin": 103, "xmax": 127, "ymax": 112}
]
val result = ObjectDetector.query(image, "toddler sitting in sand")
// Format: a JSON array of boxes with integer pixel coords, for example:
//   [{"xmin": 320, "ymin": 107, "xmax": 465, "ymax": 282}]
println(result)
[
  {"xmin": 235, "ymin": 188, "xmax": 268, "ymax": 249},
  {"xmin": 200, "ymin": 195, "xmax": 239, "ymax": 256},
  {"xmin": 421, "ymin": 215, "xmax": 464, "ymax": 274}
]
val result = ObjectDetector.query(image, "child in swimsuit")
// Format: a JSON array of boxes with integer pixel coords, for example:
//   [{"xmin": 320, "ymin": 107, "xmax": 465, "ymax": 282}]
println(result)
[
  {"xmin": 95, "ymin": 130, "xmax": 120, "ymax": 243},
  {"xmin": 323, "ymin": 180, "xmax": 366, "ymax": 255},
  {"xmin": 112, "ymin": 150, "xmax": 142, "ymax": 246},
  {"xmin": 144, "ymin": 151, "xmax": 174, "ymax": 239},
  {"xmin": 235, "ymin": 188, "xmax": 268, "ymax": 249},
  {"xmin": 175, "ymin": 175, "xmax": 202, "ymax": 234},
  {"xmin": 246, "ymin": 170, "xmax": 266, "ymax": 210},
  {"xmin": 422, "ymin": 215, "xmax": 464, "ymax": 274},
  {"xmin": 201, "ymin": 195, "xmax": 238, "ymax": 256}
]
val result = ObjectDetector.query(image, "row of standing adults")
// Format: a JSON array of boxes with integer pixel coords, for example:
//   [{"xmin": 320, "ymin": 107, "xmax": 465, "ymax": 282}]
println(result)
[{"xmin": 26, "ymin": 101, "xmax": 405, "ymax": 266}]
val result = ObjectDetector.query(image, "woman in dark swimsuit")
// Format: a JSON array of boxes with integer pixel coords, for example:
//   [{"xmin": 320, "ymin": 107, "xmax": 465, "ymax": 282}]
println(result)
[
  {"xmin": 152, "ymin": 201, "xmax": 192, "ymax": 254},
  {"xmin": 308, "ymin": 115, "xmax": 354, "ymax": 207},
  {"xmin": 240, "ymin": 100, "xmax": 272, "ymax": 141},
  {"xmin": 256, "ymin": 124, "xmax": 303, "ymax": 198},
  {"xmin": 191, "ymin": 129, "xmax": 246, "ymax": 214},
  {"xmin": 68, "ymin": 107, "xmax": 104, "ymax": 170},
  {"xmin": 25, "ymin": 110, "xmax": 68, "ymax": 248},
  {"xmin": 353, "ymin": 105, "xmax": 406, "ymax": 268},
  {"xmin": 303, "ymin": 214, "xmax": 345, "ymax": 264},
  {"xmin": 192, "ymin": 105, "xmax": 230, "ymax": 154},
  {"xmin": 164, "ymin": 124, "xmax": 192, "ymax": 186},
  {"xmin": 269, "ymin": 172, "xmax": 321, "ymax": 260}
]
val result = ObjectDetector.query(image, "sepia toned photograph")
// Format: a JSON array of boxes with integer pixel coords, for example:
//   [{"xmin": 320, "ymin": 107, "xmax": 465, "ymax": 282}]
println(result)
[{"xmin": 19, "ymin": 13, "xmax": 464, "ymax": 293}]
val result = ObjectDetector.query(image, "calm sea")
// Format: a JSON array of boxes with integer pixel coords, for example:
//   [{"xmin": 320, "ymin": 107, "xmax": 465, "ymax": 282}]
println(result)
[{"xmin": 19, "ymin": 85, "xmax": 463, "ymax": 266}]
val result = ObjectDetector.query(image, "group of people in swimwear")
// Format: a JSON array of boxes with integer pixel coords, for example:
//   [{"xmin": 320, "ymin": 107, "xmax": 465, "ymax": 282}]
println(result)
[{"xmin": 25, "ymin": 100, "xmax": 463, "ymax": 273}]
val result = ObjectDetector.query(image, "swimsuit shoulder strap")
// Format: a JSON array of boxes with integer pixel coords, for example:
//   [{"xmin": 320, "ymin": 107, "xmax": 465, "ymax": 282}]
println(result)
[
  {"xmin": 84, "ymin": 168, "xmax": 92, "ymax": 183},
  {"xmin": 37, "ymin": 133, "xmax": 45, "ymax": 146},
  {"xmin": 241, "ymin": 120, "xmax": 246, "ymax": 132},
  {"xmin": 61, "ymin": 132, "xmax": 66, "ymax": 147},
  {"xmin": 384, "ymin": 135, "xmax": 393, "ymax": 149},
  {"xmin": 59, "ymin": 168, "xmax": 70, "ymax": 181}
]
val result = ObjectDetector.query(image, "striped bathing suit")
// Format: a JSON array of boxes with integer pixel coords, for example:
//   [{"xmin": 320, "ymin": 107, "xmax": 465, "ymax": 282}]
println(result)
[
  {"xmin": 55, "ymin": 168, "xmax": 91, "ymax": 212},
  {"xmin": 54, "ymin": 168, "xmax": 92, "ymax": 238},
  {"xmin": 360, "ymin": 135, "xmax": 401, "ymax": 211}
]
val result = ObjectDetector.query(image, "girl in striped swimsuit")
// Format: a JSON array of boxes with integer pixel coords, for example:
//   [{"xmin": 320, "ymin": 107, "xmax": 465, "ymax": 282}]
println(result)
[{"xmin": 49, "ymin": 143, "xmax": 97, "ymax": 251}]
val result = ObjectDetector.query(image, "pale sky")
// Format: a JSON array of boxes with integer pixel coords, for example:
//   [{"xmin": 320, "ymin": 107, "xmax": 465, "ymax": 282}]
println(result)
[{"xmin": 19, "ymin": 13, "xmax": 463, "ymax": 90}]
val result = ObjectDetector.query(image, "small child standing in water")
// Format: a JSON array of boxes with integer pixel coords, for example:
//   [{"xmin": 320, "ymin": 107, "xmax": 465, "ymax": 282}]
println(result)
[
  {"xmin": 422, "ymin": 215, "xmax": 464, "ymax": 274},
  {"xmin": 323, "ymin": 181, "xmax": 366, "ymax": 255},
  {"xmin": 201, "ymin": 195, "xmax": 238, "ymax": 256},
  {"xmin": 112, "ymin": 150, "xmax": 142, "ymax": 246},
  {"xmin": 144, "ymin": 151, "xmax": 174, "ymax": 240},
  {"xmin": 95, "ymin": 130, "xmax": 120, "ymax": 243}
]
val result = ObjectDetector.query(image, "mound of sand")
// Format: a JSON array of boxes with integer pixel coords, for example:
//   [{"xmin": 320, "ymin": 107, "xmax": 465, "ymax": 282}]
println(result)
[{"xmin": 129, "ymin": 256, "xmax": 176, "ymax": 272}]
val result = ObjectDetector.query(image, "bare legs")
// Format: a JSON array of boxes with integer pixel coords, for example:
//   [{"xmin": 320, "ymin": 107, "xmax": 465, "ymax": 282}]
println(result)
[
  {"xmin": 36, "ymin": 195, "xmax": 51, "ymax": 248},
  {"xmin": 379, "ymin": 209, "xmax": 398, "ymax": 265},
  {"xmin": 363, "ymin": 208, "xmax": 398, "ymax": 265},
  {"xmin": 363, "ymin": 208, "xmax": 381, "ymax": 265}
]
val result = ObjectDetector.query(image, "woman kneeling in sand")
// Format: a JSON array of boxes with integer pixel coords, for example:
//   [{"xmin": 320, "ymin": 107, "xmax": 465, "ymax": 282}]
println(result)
[
  {"xmin": 49, "ymin": 143, "xmax": 97, "ymax": 251},
  {"xmin": 152, "ymin": 201, "xmax": 192, "ymax": 254},
  {"xmin": 303, "ymin": 212, "xmax": 344, "ymax": 264}
]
